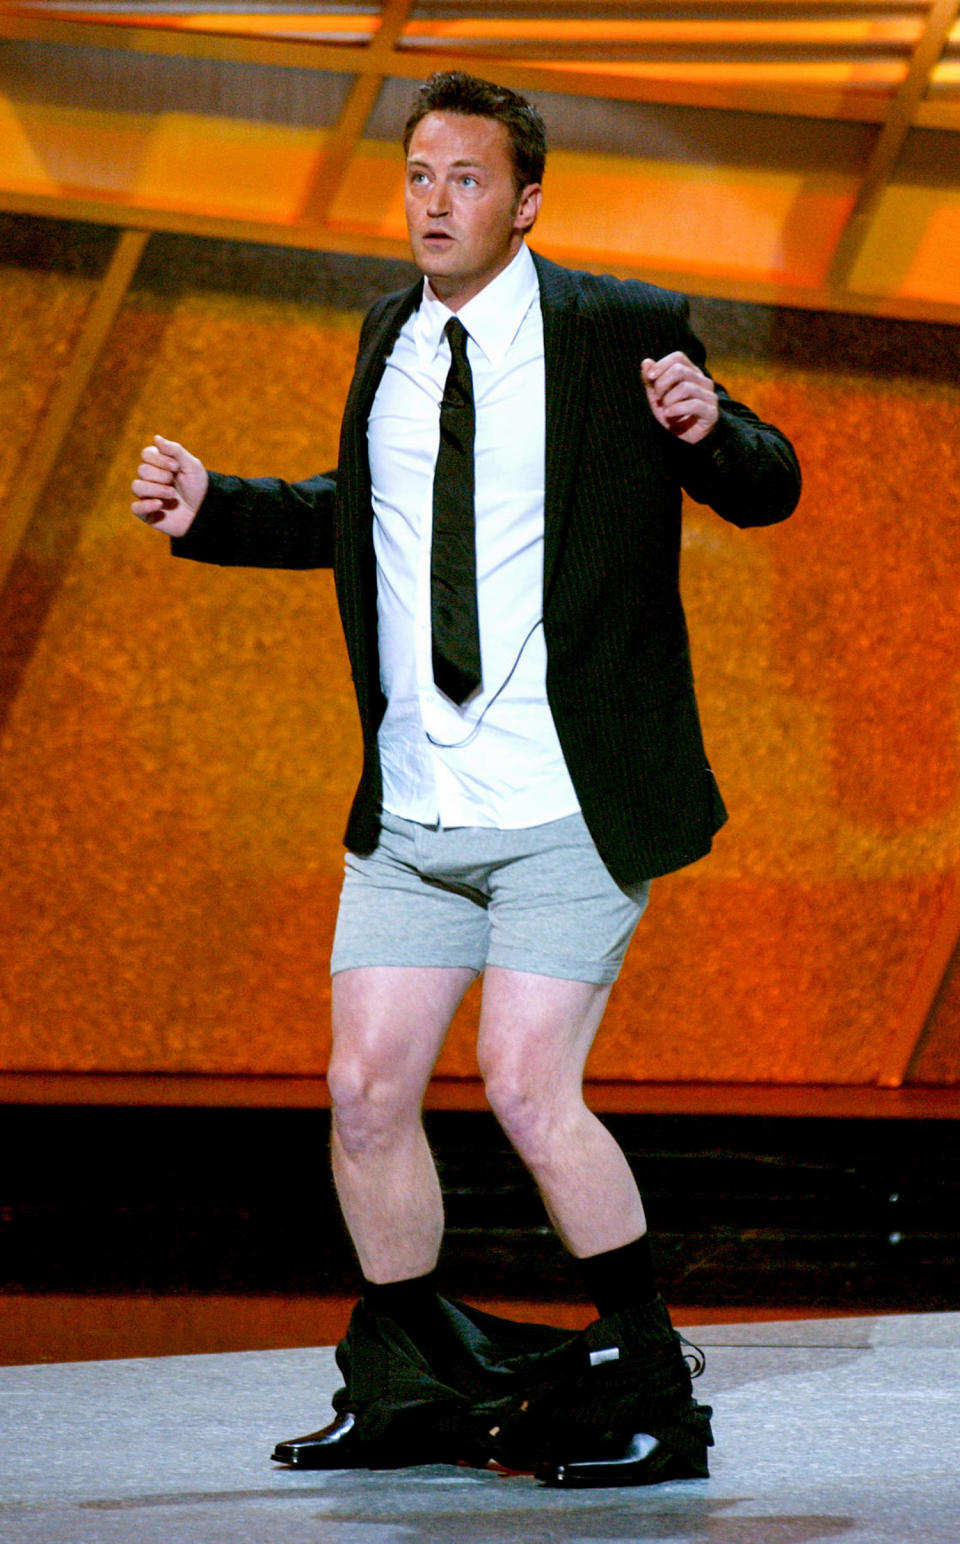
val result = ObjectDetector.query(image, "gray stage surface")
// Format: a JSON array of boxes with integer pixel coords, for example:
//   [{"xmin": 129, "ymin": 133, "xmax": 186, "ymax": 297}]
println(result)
[{"xmin": 0, "ymin": 1313, "xmax": 956, "ymax": 1544}]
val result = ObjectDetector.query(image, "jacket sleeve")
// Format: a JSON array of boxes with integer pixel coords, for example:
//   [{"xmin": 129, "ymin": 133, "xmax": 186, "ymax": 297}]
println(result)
[
  {"xmin": 662, "ymin": 299, "xmax": 801, "ymax": 528},
  {"xmin": 170, "ymin": 468, "xmax": 337, "ymax": 569}
]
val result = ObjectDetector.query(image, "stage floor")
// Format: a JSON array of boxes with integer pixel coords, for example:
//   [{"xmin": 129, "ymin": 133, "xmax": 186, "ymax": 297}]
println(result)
[{"xmin": 0, "ymin": 1312, "xmax": 956, "ymax": 1544}]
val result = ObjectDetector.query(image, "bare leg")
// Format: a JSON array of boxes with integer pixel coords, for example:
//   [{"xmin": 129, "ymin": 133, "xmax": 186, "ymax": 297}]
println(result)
[
  {"xmin": 328, "ymin": 965, "xmax": 476, "ymax": 1283},
  {"xmin": 477, "ymin": 967, "xmax": 646, "ymax": 1257}
]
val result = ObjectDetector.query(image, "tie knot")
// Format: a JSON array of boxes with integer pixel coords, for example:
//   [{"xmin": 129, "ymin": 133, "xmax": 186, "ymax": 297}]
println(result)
[{"xmin": 444, "ymin": 316, "xmax": 470, "ymax": 363}]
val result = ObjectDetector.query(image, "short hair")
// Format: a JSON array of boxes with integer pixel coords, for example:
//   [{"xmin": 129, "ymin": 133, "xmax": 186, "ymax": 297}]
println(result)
[{"xmin": 402, "ymin": 71, "xmax": 547, "ymax": 196}]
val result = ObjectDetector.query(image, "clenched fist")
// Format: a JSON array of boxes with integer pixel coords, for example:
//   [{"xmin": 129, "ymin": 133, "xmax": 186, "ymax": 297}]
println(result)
[
  {"xmin": 131, "ymin": 435, "xmax": 208, "ymax": 538},
  {"xmin": 641, "ymin": 352, "xmax": 719, "ymax": 445}
]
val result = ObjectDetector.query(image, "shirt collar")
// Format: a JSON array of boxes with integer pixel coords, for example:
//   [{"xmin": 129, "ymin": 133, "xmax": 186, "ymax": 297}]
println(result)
[{"xmin": 413, "ymin": 242, "xmax": 539, "ymax": 370}]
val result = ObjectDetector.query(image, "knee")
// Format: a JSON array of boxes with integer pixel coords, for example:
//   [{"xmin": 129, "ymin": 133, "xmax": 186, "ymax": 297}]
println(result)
[
  {"xmin": 481, "ymin": 1057, "xmax": 555, "ymax": 1166},
  {"xmin": 327, "ymin": 1048, "xmax": 419, "ymax": 1158}
]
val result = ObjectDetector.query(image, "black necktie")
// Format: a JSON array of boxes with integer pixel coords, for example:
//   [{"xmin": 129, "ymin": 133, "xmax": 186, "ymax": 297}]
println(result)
[{"xmin": 431, "ymin": 317, "xmax": 481, "ymax": 704}]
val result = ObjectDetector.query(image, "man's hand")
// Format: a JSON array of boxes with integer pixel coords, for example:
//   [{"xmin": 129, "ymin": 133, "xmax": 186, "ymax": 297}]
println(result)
[
  {"xmin": 131, "ymin": 435, "xmax": 208, "ymax": 537},
  {"xmin": 641, "ymin": 352, "xmax": 719, "ymax": 444}
]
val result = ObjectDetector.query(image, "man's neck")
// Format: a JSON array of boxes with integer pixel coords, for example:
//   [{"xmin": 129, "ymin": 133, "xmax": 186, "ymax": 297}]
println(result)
[{"xmin": 423, "ymin": 239, "xmax": 525, "ymax": 312}]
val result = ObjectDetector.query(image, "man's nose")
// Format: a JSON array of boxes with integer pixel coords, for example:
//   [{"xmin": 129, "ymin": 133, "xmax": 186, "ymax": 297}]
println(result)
[{"xmin": 426, "ymin": 187, "xmax": 449, "ymax": 217}]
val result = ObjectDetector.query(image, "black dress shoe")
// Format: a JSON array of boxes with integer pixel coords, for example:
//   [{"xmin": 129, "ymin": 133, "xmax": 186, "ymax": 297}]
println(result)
[
  {"xmin": 271, "ymin": 1409, "xmax": 460, "ymax": 1471},
  {"xmin": 538, "ymin": 1429, "xmax": 704, "ymax": 1489},
  {"xmin": 271, "ymin": 1412, "xmax": 370, "ymax": 1469},
  {"xmin": 495, "ymin": 1301, "xmax": 714, "ymax": 1484}
]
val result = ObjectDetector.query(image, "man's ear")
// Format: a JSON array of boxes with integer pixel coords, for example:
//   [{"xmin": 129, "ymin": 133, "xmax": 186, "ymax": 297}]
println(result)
[{"xmin": 514, "ymin": 183, "xmax": 543, "ymax": 234}]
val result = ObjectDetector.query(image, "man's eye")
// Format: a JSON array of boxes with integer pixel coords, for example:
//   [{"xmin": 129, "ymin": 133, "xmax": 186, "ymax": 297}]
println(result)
[{"xmin": 461, "ymin": 175, "xmax": 478, "ymax": 187}]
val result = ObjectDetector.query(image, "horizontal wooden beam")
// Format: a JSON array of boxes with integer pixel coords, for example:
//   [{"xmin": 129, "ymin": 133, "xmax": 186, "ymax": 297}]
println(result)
[
  {"xmin": 3, "ymin": 189, "xmax": 960, "ymax": 326},
  {"xmin": 0, "ymin": 10, "xmax": 926, "ymax": 125},
  {"xmin": 2, "ymin": 1071, "xmax": 959, "ymax": 1118},
  {"xmin": 0, "ymin": 12, "xmax": 369, "ymax": 72},
  {"xmin": 917, "ymin": 99, "xmax": 960, "ymax": 128}
]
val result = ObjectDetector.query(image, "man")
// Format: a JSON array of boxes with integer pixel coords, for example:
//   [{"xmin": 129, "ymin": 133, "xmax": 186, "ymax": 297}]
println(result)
[{"xmin": 132, "ymin": 72, "xmax": 800, "ymax": 1486}]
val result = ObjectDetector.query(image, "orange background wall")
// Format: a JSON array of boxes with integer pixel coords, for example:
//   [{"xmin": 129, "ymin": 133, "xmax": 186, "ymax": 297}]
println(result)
[{"xmin": 1, "ymin": 215, "xmax": 958, "ymax": 1090}]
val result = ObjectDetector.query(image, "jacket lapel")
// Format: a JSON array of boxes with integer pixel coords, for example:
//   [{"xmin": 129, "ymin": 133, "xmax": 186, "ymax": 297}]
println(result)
[
  {"xmin": 533, "ymin": 252, "xmax": 591, "ymax": 603},
  {"xmin": 336, "ymin": 279, "xmax": 421, "ymax": 713},
  {"xmin": 344, "ymin": 278, "xmax": 422, "ymax": 435},
  {"xmin": 338, "ymin": 277, "xmax": 421, "ymax": 568}
]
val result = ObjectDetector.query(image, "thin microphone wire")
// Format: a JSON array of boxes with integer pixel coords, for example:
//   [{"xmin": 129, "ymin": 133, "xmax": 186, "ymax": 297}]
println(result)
[{"xmin": 425, "ymin": 618, "xmax": 544, "ymax": 750}]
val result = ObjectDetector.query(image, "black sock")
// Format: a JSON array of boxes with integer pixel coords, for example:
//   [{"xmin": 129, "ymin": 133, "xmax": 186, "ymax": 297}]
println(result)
[
  {"xmin": 576, "ymin": 1233, "xmax": 658, "ymax": 1317},
  {"xmin": 361, "ymin": 1269, "xmax": 445, "ymax": 1353}
]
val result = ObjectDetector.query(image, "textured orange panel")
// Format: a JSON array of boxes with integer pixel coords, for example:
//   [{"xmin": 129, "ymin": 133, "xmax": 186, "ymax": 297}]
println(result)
[
  {"xmin": 0, "ymin": 260, "xmax": 98, "ymax": 509},
  {"xmin": 1, "ymin": 231, "xmax": 959, "ymax": 1086},
  {"xmin": 585, "ymin": 877, "xmax": 953, "ymax": 1084},
  {"xmin": 681, "ymin": 362, "xmax": 960, "ymax": 845},
  {"xmin": 1, "ymin": 277, "xmax": 362, "ymax": 1073}
]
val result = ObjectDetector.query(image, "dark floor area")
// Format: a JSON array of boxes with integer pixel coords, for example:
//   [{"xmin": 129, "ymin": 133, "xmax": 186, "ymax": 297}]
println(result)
[{"xmin": 2, "ymin": 1105, "xmax": 957, "ymax": 1317}]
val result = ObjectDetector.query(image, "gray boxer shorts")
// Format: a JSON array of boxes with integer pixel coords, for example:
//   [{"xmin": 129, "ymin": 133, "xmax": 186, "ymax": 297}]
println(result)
[{"xmin": 330, "ymin": 811, "xmax": 650, "ymax": 985}]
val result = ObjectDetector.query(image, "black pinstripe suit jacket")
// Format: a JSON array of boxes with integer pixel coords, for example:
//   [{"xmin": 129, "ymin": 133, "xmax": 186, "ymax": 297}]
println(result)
[{"xmin": 174, "ymin": 252, "xmax": 800, "ymax": 884}]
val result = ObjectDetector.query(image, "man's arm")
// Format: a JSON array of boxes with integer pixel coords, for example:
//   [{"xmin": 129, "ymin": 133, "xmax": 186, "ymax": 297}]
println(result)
[
  {"xmin": 131, "ymin": 435, "xmax": 337, "ymax": 568},
  {"xmin": 642, "ymin": 307, "xmax": 801, "ymax": 529}
]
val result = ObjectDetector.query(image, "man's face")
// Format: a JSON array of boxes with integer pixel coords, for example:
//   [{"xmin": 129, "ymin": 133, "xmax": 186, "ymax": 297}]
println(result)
[{"xmin": 404, "ymin": 111, "xmax": 542, "ymax": 310}]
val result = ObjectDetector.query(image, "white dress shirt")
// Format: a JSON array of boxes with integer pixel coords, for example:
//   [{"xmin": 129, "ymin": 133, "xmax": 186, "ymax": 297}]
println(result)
[{"xmin": 367, "ymin": 242, "xmax": 580, "ymax": 828}]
